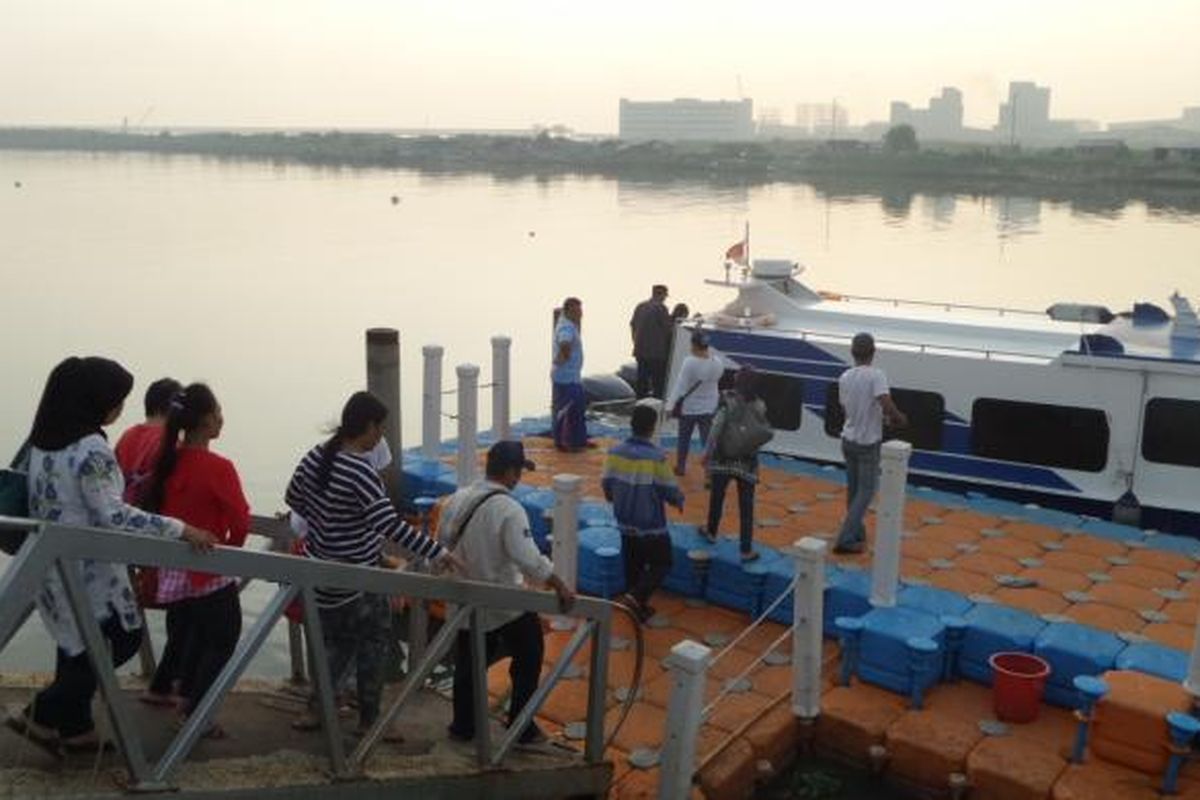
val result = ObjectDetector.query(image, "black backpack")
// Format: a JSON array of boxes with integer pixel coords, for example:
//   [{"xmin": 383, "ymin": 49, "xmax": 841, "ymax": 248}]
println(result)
[
  {"xmin": 0, "ymin": 442, "xmax": 32, "ymax": 555},
  {"xmin": 717, "ymin": 394, "xmax": 774, "ymax": 458}
]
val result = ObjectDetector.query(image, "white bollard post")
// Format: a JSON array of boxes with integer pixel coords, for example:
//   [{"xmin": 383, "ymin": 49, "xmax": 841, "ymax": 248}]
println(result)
[
  {"xmin": 422, "ymin": 345, "xmax": 444, "ymax": 460},
  {"xmin": 658, "ymin": 640, "xmax": 712, "ymax": 800},
  {"xmin": 491, "ymin": 335, "xmax": 512, "ymax": 440},
  {"xmin": 551, "ymin": 474, "xmax": 581, "ymax": 593},
  {"xmin": 635, "ymin": 397, "xmax": 664, "ymax": 447},
  {"xmin": 870, "ymin": 440, "xmax": 912, "ymax": 608},
  {"xmin": 456, "ymin": 364, "xmax": 479, "ymax": 487},
  {"xmin": 792, "ymin": 536, "xmax": 828, "ymax": 719}
]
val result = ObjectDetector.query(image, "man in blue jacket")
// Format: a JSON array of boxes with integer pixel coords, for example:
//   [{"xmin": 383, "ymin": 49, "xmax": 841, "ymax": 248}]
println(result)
[{"xmin": 602, "ymin": 405, "xmax": 684, "ymax": 622}]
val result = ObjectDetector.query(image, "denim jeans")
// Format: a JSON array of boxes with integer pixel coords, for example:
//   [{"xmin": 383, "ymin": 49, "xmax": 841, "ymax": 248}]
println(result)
[
  {"xmin": 707, "ymin": 473, "xmax": 756, "ymax": 553},
  {"xmin": 675, "ymin": 413, "xmax": 713, "ymax": 469},
  {"xmin": 837, "ymin": 439, "xmax": 882, "ymax": 548}
]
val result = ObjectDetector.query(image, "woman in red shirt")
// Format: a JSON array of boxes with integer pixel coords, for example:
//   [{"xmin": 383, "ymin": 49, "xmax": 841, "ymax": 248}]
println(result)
[{"xmin": 142, "ymin": 383, "xmax": 249, "ymax": 735}]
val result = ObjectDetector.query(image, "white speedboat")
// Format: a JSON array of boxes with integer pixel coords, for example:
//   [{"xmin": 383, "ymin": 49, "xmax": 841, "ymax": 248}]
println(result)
[{"xmin": 669, "ymin": 258, "xmax": 1200, "ymax": 534}]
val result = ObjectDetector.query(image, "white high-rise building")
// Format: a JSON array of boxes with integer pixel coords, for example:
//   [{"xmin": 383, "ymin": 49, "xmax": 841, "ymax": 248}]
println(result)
[{"xmin": 618, "ymin": 98, "xmax": 754, "ymax": 142}]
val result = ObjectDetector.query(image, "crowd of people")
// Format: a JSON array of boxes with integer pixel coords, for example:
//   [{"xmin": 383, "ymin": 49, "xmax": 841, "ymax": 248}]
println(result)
[{"xmin": 6, "ymin": 307, "xmax": 900, "ymax": 754}]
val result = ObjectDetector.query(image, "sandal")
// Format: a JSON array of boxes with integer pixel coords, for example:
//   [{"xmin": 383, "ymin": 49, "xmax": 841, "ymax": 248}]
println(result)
[
  {"xmin": 138, "ymin": 691, "xmax": 180, "ymax": 708},
  {"xmin": 175, "ymin": 716, "xmax": 228, "ymax": 740},
  {"xmin": 4, "ymin": 708, "xmax": 63, "ymax": 758},
  {"xmin": 61, "ymin": 731, "xmax": 115, "ymax": 753},
  {"xmin": 291, "ymin": 712, "xmax": 321, "ymax": 732}
]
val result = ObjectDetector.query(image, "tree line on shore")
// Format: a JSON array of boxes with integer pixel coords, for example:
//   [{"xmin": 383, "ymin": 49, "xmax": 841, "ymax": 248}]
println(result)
[{"xmin": 2, "ymin": 126, "xmax": 1199, "ymax": 209}]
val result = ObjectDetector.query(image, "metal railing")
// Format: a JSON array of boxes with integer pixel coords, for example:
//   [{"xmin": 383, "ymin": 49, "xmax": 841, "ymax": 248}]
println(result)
[{"xmin": 0, "ymin": 516, "xmax": 613, "ymax": 792}]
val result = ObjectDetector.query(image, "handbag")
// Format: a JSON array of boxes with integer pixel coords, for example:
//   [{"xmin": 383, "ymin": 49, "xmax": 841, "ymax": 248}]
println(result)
[
  {"xmin": 0, "ymin": 442, "xmax": 32, "ymax": 556},
  {"xmin": 132, "ymin": 565, "xmax": 163, "ymax": 609},
  {"xmin": 669, "ymin": 380, "xmax": 702, "ymax": 419}
]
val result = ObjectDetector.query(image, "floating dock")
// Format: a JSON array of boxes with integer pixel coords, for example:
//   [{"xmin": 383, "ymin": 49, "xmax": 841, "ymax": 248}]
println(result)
[{"xmin": 462, "ymin": 423, "xmax": 1200, "ymax": 800}]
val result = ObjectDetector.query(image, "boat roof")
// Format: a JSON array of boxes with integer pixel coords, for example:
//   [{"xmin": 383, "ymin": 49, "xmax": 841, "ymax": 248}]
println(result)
[{"xmin": 702, "ymin": 274, "xmax": 1200, "ymax": 368}]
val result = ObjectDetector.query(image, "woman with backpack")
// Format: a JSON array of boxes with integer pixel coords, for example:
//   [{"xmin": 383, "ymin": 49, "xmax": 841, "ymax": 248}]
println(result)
[
  {"xmin": 700, "ymin": 367, "xmax": 773, "ymax": 562},
  {"xmin": 11, "ymin": 357, "xmax": 217, "ymax": 753},
  {"xmin": 140, "ymin": 383, "xmax": 250, "ymax": 737}
]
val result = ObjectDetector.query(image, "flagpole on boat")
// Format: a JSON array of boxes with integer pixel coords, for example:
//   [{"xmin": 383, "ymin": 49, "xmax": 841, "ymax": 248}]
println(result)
[{"xmin": 745, "ymin": 220, "xmax": 750, "ymax": 267}]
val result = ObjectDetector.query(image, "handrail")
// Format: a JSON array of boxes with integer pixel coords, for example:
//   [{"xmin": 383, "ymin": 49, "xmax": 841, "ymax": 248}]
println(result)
[
  {"xmin": 701, "ymin": 319, "xmax": 1063, "ymax": 363},
  {"xmin": 819, "ymin": 290, "xmax": 1047, "ymax": 318},
  {"xmin": 0, "ymin": 517, "xmax": 612, "ymax": 791}
]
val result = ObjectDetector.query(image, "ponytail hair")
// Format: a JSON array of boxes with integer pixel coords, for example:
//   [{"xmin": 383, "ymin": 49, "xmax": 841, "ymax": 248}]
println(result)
[
  {"xmin": 142, "ymin": 383, "xmax": 219, "ymax": 512},
  {"xmin": 315, "ymin": 391, "xmax": 388, "ymax": 491}
]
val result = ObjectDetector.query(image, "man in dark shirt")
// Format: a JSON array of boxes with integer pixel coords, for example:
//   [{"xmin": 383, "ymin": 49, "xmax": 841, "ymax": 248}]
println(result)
[{"xmin": 629, "ymin": 284, "xmax": 673, "ymax": 399}]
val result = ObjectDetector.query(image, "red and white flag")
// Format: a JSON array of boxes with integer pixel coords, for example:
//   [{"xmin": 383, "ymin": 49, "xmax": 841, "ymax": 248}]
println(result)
[{"xmin": 724, "ymin": 238, "xmax": 747, "ymax": 265}]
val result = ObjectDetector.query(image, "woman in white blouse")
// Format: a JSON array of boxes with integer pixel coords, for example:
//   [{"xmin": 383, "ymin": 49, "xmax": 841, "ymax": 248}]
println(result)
[
  {"xmin": 11, "ymin": 357, "xmax": 216, "ymax": 753},
  {"xmin": 664, "ymin": 331, "xmax": 724, "ymax": 476}
]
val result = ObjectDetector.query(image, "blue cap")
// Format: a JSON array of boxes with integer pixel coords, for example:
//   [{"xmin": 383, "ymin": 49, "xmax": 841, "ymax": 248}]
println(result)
[{"xmin": 487, "ymin": 440, "xmax": 536, "ymax": 474}]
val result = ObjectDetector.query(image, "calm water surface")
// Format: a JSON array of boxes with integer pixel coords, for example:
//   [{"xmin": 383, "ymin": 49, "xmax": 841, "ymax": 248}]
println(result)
[{"xmin": 1, "ymin": 150, "xmax": 1198, "ymax": 684}]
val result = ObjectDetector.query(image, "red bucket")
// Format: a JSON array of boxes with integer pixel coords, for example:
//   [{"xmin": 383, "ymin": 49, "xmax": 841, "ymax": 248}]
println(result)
[{"xmin": 989, "ymin": 652, "xmax": 1051, "ymax": 724}]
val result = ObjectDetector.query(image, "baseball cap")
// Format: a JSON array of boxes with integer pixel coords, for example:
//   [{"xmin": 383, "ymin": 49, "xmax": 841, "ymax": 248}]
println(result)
[
  {"xmin": 487, "ymin": 440, "xmax": 536, "ymax": 473},
  {"xmin": 691, "ymin": 330, "xmax": 710, "ymax": 348}
]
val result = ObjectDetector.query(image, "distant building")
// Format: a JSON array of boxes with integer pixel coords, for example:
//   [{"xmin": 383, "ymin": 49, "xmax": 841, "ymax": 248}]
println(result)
[
  {"xmin": 1101, "ymin": 105, "xmax": 1200, "ymax": 147},
  {"xmin": 996, "ymin": 81, "xmax": 1052, "ymax": 144},
  {"xmin": 618, "ymin": 98, "xmax": 754, "ymax": 142},
  {"xmin": 1075, "ymin": 139, "xmax": 1128, "ymax": 157},
  {"xmin": 889, "ymin": 87, "xmax": 964, "ymax": 141},
  {"xmin": 794, "ymin": 102, "xmax": 849, "ymax": 137}
]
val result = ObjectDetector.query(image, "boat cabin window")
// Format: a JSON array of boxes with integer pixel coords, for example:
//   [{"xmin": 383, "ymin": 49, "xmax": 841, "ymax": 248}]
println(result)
[
  {"xmin": 970, "ymin": 399, "xmax": 1108, "ymax": 472},
  {"xmin": 824, "ymin": 383, "xmax": 945, "ymax": 451},
  {"xmin": 1142, "ymin": 398, "xmax": 1200, "ymax": 468},
  {"xmin": 719, "ymin": 368, "xmax": 802, "ymax": 431}
]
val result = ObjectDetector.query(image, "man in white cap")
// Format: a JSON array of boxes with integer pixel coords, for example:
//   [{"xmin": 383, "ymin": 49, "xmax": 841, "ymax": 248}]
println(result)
[{"xmin": 440, "ymin": 440, "xmax": 575, "ymax": 745}]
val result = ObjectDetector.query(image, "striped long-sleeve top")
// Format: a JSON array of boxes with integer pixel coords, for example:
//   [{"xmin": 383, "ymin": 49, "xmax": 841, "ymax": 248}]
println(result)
[
  {"xmin": 601, "ymin": 436, "xmax": 684, "ymax": 536},
  {"xmin": 285, "ymin": 443, "xmax": 446, "ymax": 607}
]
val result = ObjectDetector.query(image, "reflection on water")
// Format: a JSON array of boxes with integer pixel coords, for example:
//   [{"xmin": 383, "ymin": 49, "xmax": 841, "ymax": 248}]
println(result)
[
  {"xmin": 993, "ymin": 195, "xmax": 1041, "ymax": 238},
  {"xmin": 1, "ymin": 150, "xmax": 1199, "ymax": 512}
]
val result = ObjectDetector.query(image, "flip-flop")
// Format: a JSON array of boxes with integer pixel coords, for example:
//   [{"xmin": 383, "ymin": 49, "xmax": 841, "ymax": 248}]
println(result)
[
  {"xmin": 291, "ymin": 713, "xmax": 321, "ymax": 732},
  {"xmin": 175, "ymin": 716, "xmax": 228, "ymax": 740},
  {"xmin": 61, "ymin": 733, "xmax": 115, "ymax": 754},
  {"xmin": 138, "ymin": 692, "xmax": 179, "ymax": 708},
  {"xmin": 3, "ymin": 709, "xmax": 64, "ymax": 759}
]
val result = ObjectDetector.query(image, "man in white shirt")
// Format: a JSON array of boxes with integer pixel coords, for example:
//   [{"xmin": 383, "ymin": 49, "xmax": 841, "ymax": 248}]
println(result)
[
  {"xmin": 440, "ymin": 441, "xmax": 575, "ymax": 745},
  {"xmin": 835, "ymin": 333, "xmax": 908, "ymax": 554},
  {"xmin": 664, "ymin": 331, "xmax": 724, "ymax": 476}
]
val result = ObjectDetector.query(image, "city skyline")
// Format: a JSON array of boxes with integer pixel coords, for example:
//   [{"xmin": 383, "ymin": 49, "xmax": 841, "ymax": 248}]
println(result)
[{"xmin": 1, "ymin": 0, "xmax": 1197, "ymax": 133}]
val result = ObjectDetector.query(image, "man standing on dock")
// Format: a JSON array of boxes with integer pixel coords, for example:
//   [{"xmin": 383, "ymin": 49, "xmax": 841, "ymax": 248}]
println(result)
[
  {"xmin": 629, "ymin": 284, "xmax": 673, "ymax": 399},
  {"xmin": 552, "ymin": 296, "xmax": 588, "ymax": 451},
  {"xmin": 441, "ymin": 441, "xmax": 575, "ymax": 745},
  {"xmin": 834, "ymin": 333, "xmax": 907, "ymax": 555},
  {"xmin": 602, "ymin": 404, "xmax": 684, "ymax": 622}
]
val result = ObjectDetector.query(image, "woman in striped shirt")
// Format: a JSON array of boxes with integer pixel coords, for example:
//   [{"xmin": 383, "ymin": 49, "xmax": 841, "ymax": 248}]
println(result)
[{"xmin": 285, "ymin": 391, "xmax": 455, "ymax": 734}]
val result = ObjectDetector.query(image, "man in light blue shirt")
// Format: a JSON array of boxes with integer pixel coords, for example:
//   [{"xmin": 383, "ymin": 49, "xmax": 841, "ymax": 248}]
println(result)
[{"xmin": 551, "ymin": 296, "xmax": 588, "ymax": 451}]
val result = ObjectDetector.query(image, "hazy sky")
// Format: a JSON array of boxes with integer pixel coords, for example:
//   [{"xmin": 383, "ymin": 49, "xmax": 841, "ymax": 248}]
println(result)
[{"xmin": 2, "ymin": 0, "xmax": 1197, "ymax": 133}]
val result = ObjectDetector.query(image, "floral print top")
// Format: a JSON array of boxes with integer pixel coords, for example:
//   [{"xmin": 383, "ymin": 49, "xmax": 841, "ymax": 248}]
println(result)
[{"xmin": 28, "ymin": 433, "xmax": 184, "ymax": 656}]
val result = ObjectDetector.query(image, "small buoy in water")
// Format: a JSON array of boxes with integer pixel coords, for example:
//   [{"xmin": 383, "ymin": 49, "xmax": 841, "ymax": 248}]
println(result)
[
  {"xmin": 390, "ymin": 195, "xmax": 399, "ymax": 205},
  {"xmin": 527, "ymin": 230, "xmax": 535, "ymax": 237},
  {"xmin": 13, "ymin": 181, "xmax": 21, "ymax": 188}
]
